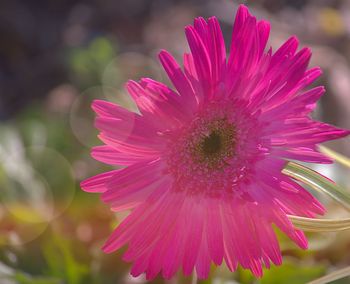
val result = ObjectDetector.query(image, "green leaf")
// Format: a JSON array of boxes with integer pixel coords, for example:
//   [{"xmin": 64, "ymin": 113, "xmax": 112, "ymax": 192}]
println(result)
[
  {"xmin": 42, "ymin": 235, "xmax": 88, "ymax": 284},
  {"xmin": 14, "ymin": 271, "xmax": 62, "ymax": 284},
  {"xmin": 259, "ymin": 261, "xmax": 325, "ymax": 284}
]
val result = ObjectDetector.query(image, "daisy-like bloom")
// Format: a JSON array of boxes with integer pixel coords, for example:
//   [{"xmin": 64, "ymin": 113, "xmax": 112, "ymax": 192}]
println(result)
[{"xmin": 81, "ymin": 5, "xmax": 350, "ymax": 280}]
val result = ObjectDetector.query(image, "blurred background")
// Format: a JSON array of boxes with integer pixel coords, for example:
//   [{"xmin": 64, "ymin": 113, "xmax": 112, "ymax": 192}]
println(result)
[{"xmin": 0, "ymin": 0, "xmax": 350, "ymax": 283}]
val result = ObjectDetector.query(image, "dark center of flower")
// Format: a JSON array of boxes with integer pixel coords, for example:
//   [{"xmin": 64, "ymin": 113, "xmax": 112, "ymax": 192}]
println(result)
[
  {"xmin": 189, "ymin": 119, "xmax": 236, "ymax": 169},
  {"xmin": 201, "ymin": 131, "xmax": 222, "ymax": 155}
]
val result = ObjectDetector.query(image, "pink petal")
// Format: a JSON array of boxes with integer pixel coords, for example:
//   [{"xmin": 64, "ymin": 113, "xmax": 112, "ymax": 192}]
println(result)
[
  {"xmin": 271, "ymin": 146, "xmax": 333, "ymax": 164},
  {"xmin": 92, "ymin": 145, "xmax": 148, "ymax": 166},
  {"xmin": 95, "ymin": 116, "xmax": 166, "ymax": 152},
  {"xmin": 158, "ymin": 50, "xmax": 197, "ymax": 108},
  {"xmin": 126, "ymin": 79, "xmax": 192, "ymax": 127},
  {"xmin": 102, "ymin": 160, "xmax": 166, "ymax": 211},
  {"xmin": 205, "ymin": 200, "xmax": 224, "ymax": 265},
  {"xmin": 195, "ymin": 233, "xmax": 211, "ymax": 279},
  {"xmin": 80, "ymin": 170, "xmax": 118, "ymax": 193},
  {"xmin": 102, "ymin": 185, "xmax": 170, "ymax": 253},
  {"xmin": 185, "ymin": 25, "xmax": 212, "ymax": 98},
  {"xmin": 182, "ymin": 198, "xmax": 204, "ymax": 276}
]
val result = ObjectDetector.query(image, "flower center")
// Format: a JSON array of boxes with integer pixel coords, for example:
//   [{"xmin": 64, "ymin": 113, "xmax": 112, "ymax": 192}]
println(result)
[
  {"xmin": 165, "ymin": 100, "xmax": 261, "ymax": 197},
  {"xmin": 189, "ymin": 119, "xmax": 236, "ymax": 169},
  {"xmin": 202, "ymin": 131, "xmax": 221, "ymax": 155}
]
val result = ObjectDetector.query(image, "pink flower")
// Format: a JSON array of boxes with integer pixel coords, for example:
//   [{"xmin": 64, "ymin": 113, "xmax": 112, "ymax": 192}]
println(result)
[{"xmin": 81, "ymin": 4, "xmax": 349, "ymax": 280}]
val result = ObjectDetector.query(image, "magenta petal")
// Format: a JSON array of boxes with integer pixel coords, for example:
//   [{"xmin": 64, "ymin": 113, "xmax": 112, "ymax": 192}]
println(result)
[
  {"xmin": 182, "ymin": 198, "xmax": 204, "ymax": 276},
  {"xmin": 92, "ymin": 99, "xmax": 135, "ymax": 120},
  {"xmin": 126, "ymin": 79, "xmax": 192, "ymax": 127},
  {"xmin": 102, "ymin": 160, "xmax": 165, "ymax": 210},
  {"xmin": 190, "ymin": 16, "xmax": 226, "ymax": 97},
  {"xmin": 272, "ymin": 147, "xmax": 333, "ymax": 164},
  {"xmin": 185, "ymin": 25, "xmax": 212, "ymax": 98},
  {"xmin": 208, "ymin": 17, "xmax": 227, "ymax": 87},
  {"xmin": 102, "ymin": 185, "xmax": 169, "ymax": 253},
  {"xmin": 271, "ymin": 36, "xmax": 299, "ymax": 65},
  {"xmin": 195, "ymin": 233, "xmax": 211, "ymax": 279},
  {"xmin": 257, "ymin": 20, "xmax": 270, "ymax": 57},
  {"xmin": 80, "ymin": 170, "xmax": 118, "ymax": 193},
  {"xmin": 158, "ymin": 50, "xmax": 197, "ymax": 108},
  {"xmin": 92, "ymin": 145, "xmax": 147, "ymax": 166},
  {"xmin": 205, "ymin": 200, "xmax": 224, "ymax": 265}
]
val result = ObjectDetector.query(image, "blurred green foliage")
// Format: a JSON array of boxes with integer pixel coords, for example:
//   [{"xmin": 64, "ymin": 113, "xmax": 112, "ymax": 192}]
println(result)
[
  {"xmin": 14, "ymin": 272, "xmax": 61, "ymax": 284},
  {"xmin": 43, "ymin": 236, "xmax": 88, "ymax": 284},
  {"xmin": 260, "ymin": 262, "xmax": 325, "ymax": 284},
  {"xmin": 68, "ymin": 37, "xmax": 117, "ymax": 88}
]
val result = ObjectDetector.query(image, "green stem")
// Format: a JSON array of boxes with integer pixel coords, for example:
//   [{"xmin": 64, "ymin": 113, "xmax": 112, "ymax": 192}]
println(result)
[
  {"xmin": 307, "ymin": 266, "xmax": 350, "ymax": 284},
  {"xmin": 282, "ymin": 149, "xmax": 350, "ymax": 282},
  {"xmin": 283, "ymin": 162, "xmax": 350, "ymax": 211},
  {"xmin": 288, "ymin": 215, "xmax": 350, "ymax": 232},
  {"xmin": 319, "ymin": 146, "xmax": 350, "ymax": 168}
]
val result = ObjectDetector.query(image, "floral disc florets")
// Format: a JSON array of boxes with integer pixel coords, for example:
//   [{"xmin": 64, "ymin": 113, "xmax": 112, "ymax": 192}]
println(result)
[{"xmin": 166, "ymin": 100, "xmax": 264, "ymax": 198}]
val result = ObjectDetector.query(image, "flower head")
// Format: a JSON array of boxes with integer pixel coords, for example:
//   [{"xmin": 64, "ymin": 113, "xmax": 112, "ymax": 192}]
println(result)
[{"xmin": 81, "ymin": 5, "xmax": 350, "ymax": 279}]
